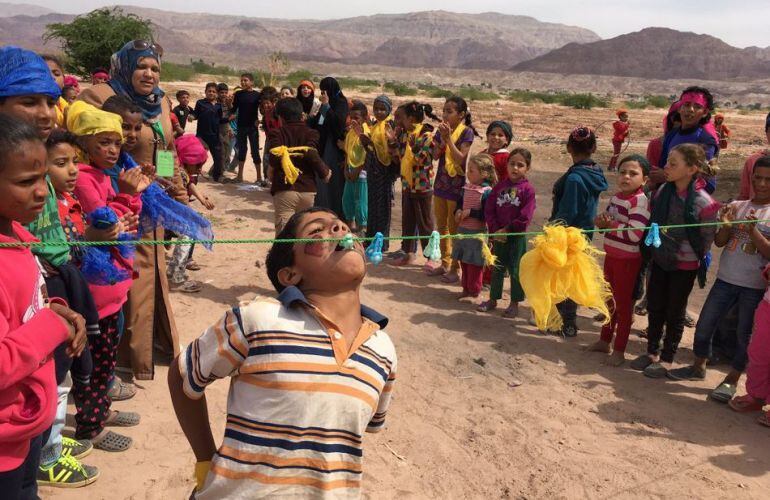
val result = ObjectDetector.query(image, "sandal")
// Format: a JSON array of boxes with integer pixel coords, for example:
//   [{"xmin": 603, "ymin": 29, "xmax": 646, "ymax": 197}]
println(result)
[
  {"xmin": 503, "ymin": 304, "xmax": 519, "ymax": 318},
  {"xmin": 105, "ymin": 411, "xmax": 141, "ymax": 427},
  {"xmin": 710, "ymin": 383, "xmax": 737, "ymax": 403},
  {"xmin": 92, "ymin": 431, "xmax": 132, "ymax": 452},
  {"xmin": 186, "ymin": 261, "xmax": 201, "ymax": 271},
  {"xmin": 426, "ymin": 266, "xmax": 447, "ymax": 277},
  {"xmin": 477, "ymin": 300, "xmax": 497, "ymax": 313},
  {"xmin": 757, "ymin": 410, "xmax": 770, "ymax": 427},
  {"xmin": 174, "ymin": 280, "xmax": 202, "ymax": 293},
  {"xmin": 107, "ymin": 380, "xmax": 137, "ymax": 401},
  {"xmin": 440, "ymin": 273, "xmax": 460, "ymax": 284},
  {"xmin": 729, "ymin": 394, "xmax": 765, "ymax": 413}
]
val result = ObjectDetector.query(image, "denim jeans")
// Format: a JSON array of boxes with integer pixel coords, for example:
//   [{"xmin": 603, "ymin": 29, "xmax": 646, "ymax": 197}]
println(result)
[
  {"xmin": 39, "ymin": 374, "xmax": 72, "ymax": 466},
  {"xmin": 693, "ymin": 278, "xmax": 765, "ymax": 371}
]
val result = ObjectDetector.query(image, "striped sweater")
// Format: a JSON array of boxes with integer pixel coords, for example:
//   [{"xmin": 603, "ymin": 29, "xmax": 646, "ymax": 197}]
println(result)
[
  {"xmin": 181, "ymin": 286, "xmax": 396, "ymax": 499},
  {"xmin": 602, "ymin": 188, "xmax": 650, "ymax": 259}
]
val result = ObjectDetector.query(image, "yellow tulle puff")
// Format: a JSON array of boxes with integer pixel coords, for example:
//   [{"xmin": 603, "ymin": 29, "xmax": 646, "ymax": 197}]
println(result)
[{"xmin": 520, "ymin": 225, "xmax": 612, "ymax": 331}]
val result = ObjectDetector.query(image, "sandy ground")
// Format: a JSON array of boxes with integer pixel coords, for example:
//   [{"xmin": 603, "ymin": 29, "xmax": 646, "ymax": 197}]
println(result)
[{"xmin": 40, "ymin": 112, "xmax": 770, "ymax": 499}]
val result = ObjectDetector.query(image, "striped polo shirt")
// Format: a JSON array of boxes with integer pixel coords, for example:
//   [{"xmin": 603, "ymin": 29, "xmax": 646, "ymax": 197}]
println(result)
[
  {"xmin": 602, "ymin": 187, "xmax": 650, "ymax": 259},
  {"xmin": 180, "ymin": 286, "xmax": 397, "ymax": 499}
]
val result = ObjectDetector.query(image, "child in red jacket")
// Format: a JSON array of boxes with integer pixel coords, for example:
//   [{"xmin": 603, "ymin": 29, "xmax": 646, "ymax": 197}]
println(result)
[
  {"xmin": 610, "ymin": 109, "xmax": 630, "ymax": 171},
  {"xmin": 0, "ymin": 115, "xmax": 85, "ymax": 499}
]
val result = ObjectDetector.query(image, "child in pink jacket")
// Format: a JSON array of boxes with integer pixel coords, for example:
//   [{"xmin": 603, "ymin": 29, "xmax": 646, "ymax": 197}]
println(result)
[
  {"xmin": 0, "ymin": 114, "xmax": 85, "ymax": 499},
  {"xmin": 68, "ymin": 101, "xmax": 150, "ymax": 451}
]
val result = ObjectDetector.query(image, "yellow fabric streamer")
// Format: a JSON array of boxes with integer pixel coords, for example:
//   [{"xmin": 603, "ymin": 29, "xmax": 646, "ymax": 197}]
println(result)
[
  {"xmin": 400, "ymin": 123, "xmax": 423, "ymax": 189},
  {"xmin": 344, "ymin": 122, "xmax": 371, "ymax": 169},
  {"xmin": 444, "ymin": 123, "xmax": 467, "ymax": 177},
  {"xmin": 370, "ymin": 116, "xmax": 393, "ymax": 166},
  {"xmin": 66, "ymin": 100, "xmax": 123, "ymax": 138},
  {"xmin": 269, "ymin": 146, "xmax": 312, "ymax": 185},
  {"xmin": 54, "ymin": 97, "xmax": 68, "ymax": 128},
  {"xmin": 519, "ymin": 225, "xmax": 612, "ymax": 331},
  {"xmin": 480, "ymin": 238, "xmax": 496, "ymax": 267},
  {"xmin": 194, "ymin": 460, "xmax": 211, "ymax": 491}
]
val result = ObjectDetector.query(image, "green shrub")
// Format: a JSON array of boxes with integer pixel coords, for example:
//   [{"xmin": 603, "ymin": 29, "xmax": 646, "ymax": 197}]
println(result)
[
  {"xmin": 645, "ymin": 95, "xmax": 670, "ymax": 108},
  {"xmin": 337, "ymin": 76, "xmax": 379, "ymax": 89},
  {"xmin": 383, "ymin": 81, "xmax": 417, "ymax": 96},
  {"xmin": 427, "ymin": 88, "xmax": 453, "ymax": 98},
  {"xmin": 287, "ymin": 69, "xmax": 314, "ymax": 85},
  {"xmin": 559, "ymin": 93, "xmax": 609, "ymax": 109},
  {"xmin": 507, "ymin": 90, "xmax": 562, "ymax": 104},
  {"xmin": 457, "ymin": 87, "xmax": 499, "ymax": 101},
  {"xmin": 163, "ymin": 62, "xmax": 196, "ymax": 81}
]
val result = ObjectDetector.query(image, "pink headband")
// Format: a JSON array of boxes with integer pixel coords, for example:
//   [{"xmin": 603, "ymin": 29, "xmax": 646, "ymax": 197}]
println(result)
[
  {"xmin": 175, "ymin": 134, "xmax": 208, "ymax": 165},
  {"xmin": 679, "ymin": 92, "xmax": 708, "ymax": 108},
  {"xmin": 92, "ymin": 71, "xmax": 109, "ymax": 80},
  {"xmin": 570, "ymin": 125, "xmax": 594, "ymax": 142}
]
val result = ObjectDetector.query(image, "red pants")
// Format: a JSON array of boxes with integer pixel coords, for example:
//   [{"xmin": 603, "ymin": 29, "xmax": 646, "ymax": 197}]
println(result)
[
  {"xmin": 600, "ymin": 254, "xmax": 642, "ymax": 352},
  {"xmin": 461, "ymin": 262, "xmax": 484, "ymax": 296},
  {"xmin": 609, "ymin": 139, "xmax": 623, "ymax": 169},
  {"xmin": 746, "ymin": 300, "xmax": 770, "ymax": 400}
]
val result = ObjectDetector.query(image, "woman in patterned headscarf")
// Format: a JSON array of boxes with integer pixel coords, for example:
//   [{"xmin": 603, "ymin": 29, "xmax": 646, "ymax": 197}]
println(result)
[{"xmin": 78, "ymin": 40, "xmax": 185, "ymax": 383}]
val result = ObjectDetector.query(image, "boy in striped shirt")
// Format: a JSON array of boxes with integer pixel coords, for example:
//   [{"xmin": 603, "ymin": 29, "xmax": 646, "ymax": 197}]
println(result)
[
  {"xmin": 588, "ymin": 155, "xmax": 651, "ymax": 366},
  {"xmin": 168, "ymin": 207, "xmax": 397, "ymax": 499}
]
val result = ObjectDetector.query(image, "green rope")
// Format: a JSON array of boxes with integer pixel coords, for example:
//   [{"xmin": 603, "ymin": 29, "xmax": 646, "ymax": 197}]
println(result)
[{"xmin": 1, "ymin": 218, "xmax": 766, "ymax": 249}]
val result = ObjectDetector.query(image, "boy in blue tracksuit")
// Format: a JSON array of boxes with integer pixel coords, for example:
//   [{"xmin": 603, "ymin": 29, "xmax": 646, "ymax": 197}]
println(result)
[{"xmin": 550, "ymin": 126, "xmax": 609, "ymax": 337}]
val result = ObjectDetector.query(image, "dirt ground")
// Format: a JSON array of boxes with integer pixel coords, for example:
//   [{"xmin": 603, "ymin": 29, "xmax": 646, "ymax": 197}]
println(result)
[{"xmin": 40, "ymin": 100, "xmax": 770, "ymax": 499}]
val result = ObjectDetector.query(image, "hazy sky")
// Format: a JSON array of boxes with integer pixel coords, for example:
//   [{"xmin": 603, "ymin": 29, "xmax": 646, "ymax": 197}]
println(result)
[{"xmin": 26, "ymin": 0, "xmax": 770, "ymax": 48}]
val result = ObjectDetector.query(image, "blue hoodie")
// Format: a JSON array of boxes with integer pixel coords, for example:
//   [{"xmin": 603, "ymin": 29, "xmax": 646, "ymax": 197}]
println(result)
[{"xmin": 550, "ymin": 160, "xmax": 608, "ymax": 237}]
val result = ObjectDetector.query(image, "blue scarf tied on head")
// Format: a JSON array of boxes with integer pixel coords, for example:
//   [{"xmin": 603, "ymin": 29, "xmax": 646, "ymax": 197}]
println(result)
[
  {"xmin": 108, "ymin": 41, "xmax": 164, "ymax": 122},
  {"xmin": 0, "ymin": 46, "xmax": 61, "ymax": 99}
]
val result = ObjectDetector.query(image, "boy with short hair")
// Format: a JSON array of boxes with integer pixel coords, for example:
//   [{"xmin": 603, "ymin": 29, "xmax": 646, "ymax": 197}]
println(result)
[
  {"xmin": 173, "ymin": 90, "xmax": 195, "ymax": 130},
  {"xmin": 230, "ymin": 73, "xmax": 262, "ymax": 183},
  {"xmin": 259, "ymin": 86, "xmax": 281, "ymax": 187},
  {"xmin": 216, "ymin": 83, "xmax": 234, "ymax": 177},
  {"xmin": 195, "ymin": 83, "xmax": 226, "ymax": 182},
  {"xmin": 169, "ymin": 207, "xmax": 397, "ymax": 499}
]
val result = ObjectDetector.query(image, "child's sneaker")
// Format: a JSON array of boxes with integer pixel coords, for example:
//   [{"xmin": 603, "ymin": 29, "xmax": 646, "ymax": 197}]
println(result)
[
  {"xmin": 37, "ymin": 454, "xmax": 100, "ymax": 488},
  {"xmin": 61, "ymin": 436, "xmax": 93, "ymax": 460},
  {"xmin": 561, "ymin": 323, "xmax": 578, "ymax": 338}
]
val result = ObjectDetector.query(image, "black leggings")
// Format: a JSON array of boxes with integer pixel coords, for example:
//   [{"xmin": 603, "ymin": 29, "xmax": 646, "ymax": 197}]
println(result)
[{"xmin": 646, "ymin": 262, "xmax": 697, "ymax": 363}]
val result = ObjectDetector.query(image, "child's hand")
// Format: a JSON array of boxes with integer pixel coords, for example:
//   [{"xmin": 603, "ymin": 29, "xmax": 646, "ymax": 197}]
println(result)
[
  {"xmin": 140, "ymin": 163, "xmax": 156, "ymax": 179},
  {"xmin": 118, "ymin": 168, "xmax": 152, "ymax": 196},
  {"xmin": 648, "ymin": 166, "xmax": 666, "ymax": 185},
  {"xmin": 201, "ymin": 196, "xmax": 215, "ymax": 210},
  {"xmin": 50, "ymin": 302, "xmax": 86, "ymax": 357},
  {"xmin": 493, "ymin": 228, "xmax": 507, "ymax": 242},
  {"xmin": 85, "ymin": 223, "xmax": 120, "ymax": 242},
  {"xmin": 319, "ymin": 91, "xmax": 329, "ymax": 104},
  {"xmin": 438, "ymin": 122, "xmax": 451, "ymax": 142},
  {"xmin": 454, "ymin": 211, "xmax": 463, "ymax": 224},
  {"xmin": 119, "ymin": 212, "xmax": 139, "ymax": 234},
  {"xmin": 720, "ymin": 205, "xmax": 736, "ymax": 225},
  {"xmin": 323, "ymin": 169, "xmax": 332, "ymax": 183},
  {"xmin": 336, "ymin": 139, "xmax": 345, "ymax": 150},
  {"xmin": 385, "ymin": 123, "xmax": 396, "ymax": 143},
  {"xmin": 351, "ymin": 120, "xmax": 364, "ymax": 137}
]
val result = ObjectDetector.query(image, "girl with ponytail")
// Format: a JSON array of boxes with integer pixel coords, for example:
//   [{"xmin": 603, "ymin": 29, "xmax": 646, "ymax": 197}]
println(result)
[{"xmin": 431, "ymin": 96, "xmax": 478, "ymax": 282}]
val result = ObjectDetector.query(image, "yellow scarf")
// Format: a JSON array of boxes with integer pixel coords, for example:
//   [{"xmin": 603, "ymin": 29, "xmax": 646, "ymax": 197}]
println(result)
[
  {"xmin": 400, "ymin": 124, "xmax": 423, "ymax": 189},
  {"xmin": 344, "ymin": 122, "xmax": 371, "ymax": 169},
  {"xmin": 370, "ymin": 116, "xmax": 392, "ymax": 166},
  {"xmin": 444, "ymin": 123, "xmax": 467, "ymax": 177},
  {"xmin": 55, "ymin": 97, "xmax": 68, "ymax": 128},
  {"xmin": 269, "ymin": 146, "xmax": 313, "ymax": 185},
  {"xmin": 519, "ymin": 225, "xmax": 612, "ymax": 331},
  {"xmin": 66, "ymin": 100, "xmax": 123, "ymax": 138}
]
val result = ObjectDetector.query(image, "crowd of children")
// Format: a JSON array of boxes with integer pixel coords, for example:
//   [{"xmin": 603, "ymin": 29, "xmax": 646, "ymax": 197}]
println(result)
[{"xmin": 4, "ymin": 38, "xmax": 770, "ymax": 500}]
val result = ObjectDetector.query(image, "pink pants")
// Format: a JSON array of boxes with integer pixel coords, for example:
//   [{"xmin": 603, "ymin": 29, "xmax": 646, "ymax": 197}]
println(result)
[
  {"xmin": 461, "ymin": 262, "xmax": 483, "ymax": 296},
  {"xmin": 746, "ymin": 299, "xmax": 770, "ymax": 400},
  {"xmin": 600, "ymin": 255, "xmax": 642, "ymax": 353}
]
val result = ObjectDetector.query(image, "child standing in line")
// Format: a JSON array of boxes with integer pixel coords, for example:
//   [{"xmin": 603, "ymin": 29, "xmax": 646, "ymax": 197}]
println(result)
[
  {"xmin": 452, "ymin": 154, "xmax": 496, "ymax": 299},
  {"xmin": 342, "ymin": 100, "xmax": 370, "ymax": 235},
  {"xmin": 259, "ymin": 86, "xmax": 281, "ymax": 187},
  {"xmin": 297, "ymin": 80, "xmax": 321, "ymax": 119},
  {"xmin": 172, "ymin": 90, "xmax": 195, "ymax": 130},
  {"xmin": 482, "ymin": 120, "xmax": 512, "ymax": 183},
  {"xmin": 609, "ymin": 109, "xmax": 630, "ymax": 171},
  {"xmin": 389, "ymin": 102, "xmax": 437, "ymax": 268},
  {"xmin": 630, "ymin": 144, "xmax": 719, "ymax": 378},
  {"xmin": 431, "ymin": 96, "xmax": 478, "ymax": 283},
  {"xmin": 729, "ymin": 263, "xmax": 770, "ymax": 427},
  {"xmin": 0, "ymin": 114, "xmax": 86, "ymax": 500},
  {"xmin": 41, "ymin": 54, "xmax": 68, "ymax": 128},
  {"xmin": 194, "ymin": 83, "xmax": 226, "ymax": 182},
  {"xmin": 478, "ymin": 148, "xmax": 536, "ymax": 317},
  {"xmin": 363, "ymin": 95, "xmax": 399, "ymax": 250},
  {"xmin": 230, "ymin": 73, "xmax": 262, "ymax": 183},
  {"xmin": 168, "ymin": 207, "xmax": 397, "ymax": 499},
  {"xmin": 714, "ymin": 113, "xmax": 730, "ymax": 150},
  {"xmin": 550, "ymin": 126, "xmax": 608, "ymax": 337},
  {"xmin": 217, "ymin": 83, "xmax": 234, "ymax": 175},
  {"xmin": 68, "ymin": 101, "xmax": 150, "ymax": 451},
  {"xmin": 587, "ymin": 155, "xmax": 650, "ymax": 366},
  {"xmin": 280, "ymin": 86, "xmax": 294, "ymax": 98},
  {"xmin": 667, "ymin": 156, "xmax": 770, "ymax": 400}
]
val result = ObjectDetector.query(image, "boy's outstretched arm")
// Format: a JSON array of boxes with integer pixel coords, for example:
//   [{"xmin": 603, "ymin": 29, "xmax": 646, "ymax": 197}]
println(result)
[{"xmin": 168, "ymin": 356, "xmax": 217, "ymax": 462}]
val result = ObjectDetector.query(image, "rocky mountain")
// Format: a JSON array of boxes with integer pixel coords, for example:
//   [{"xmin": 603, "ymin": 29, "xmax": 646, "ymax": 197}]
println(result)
[
  {"xmin": 0, "ymin": 2, "xmax": 53, "ymax": 17},
  {"xmin": 511, "ymin": 27, "xmax": 770, "ymax": 80},
  {"xmin": 0, "ymin": 5, "xmax": 599, "ymax": 69}
]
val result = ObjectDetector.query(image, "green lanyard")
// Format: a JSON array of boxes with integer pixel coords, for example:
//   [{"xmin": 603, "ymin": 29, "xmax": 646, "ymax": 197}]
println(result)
[{"xmin": 150, "ymin": 121, "xmax": 166, "ymax": 148}]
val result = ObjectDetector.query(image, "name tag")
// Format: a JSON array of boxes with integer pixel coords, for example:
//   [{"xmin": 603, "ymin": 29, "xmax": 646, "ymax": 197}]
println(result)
[{"xmin": 156, "ymin": 150, "xmax": 174, "ymax": 177}]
